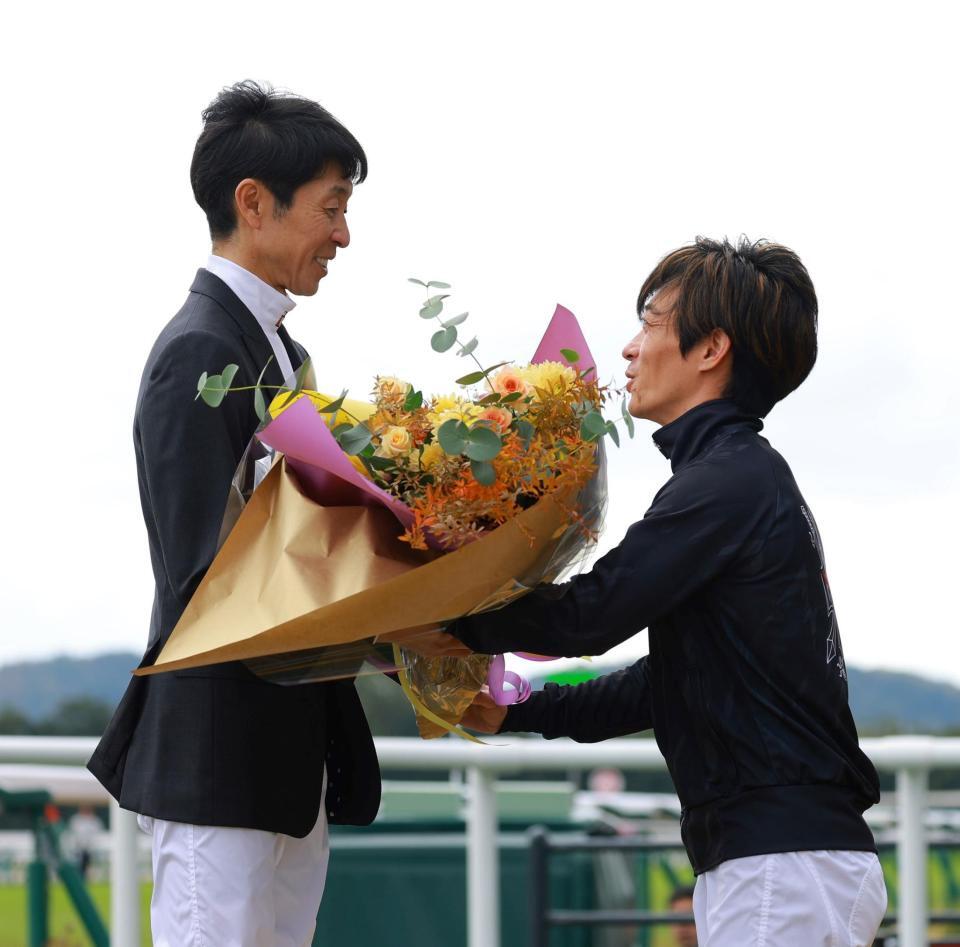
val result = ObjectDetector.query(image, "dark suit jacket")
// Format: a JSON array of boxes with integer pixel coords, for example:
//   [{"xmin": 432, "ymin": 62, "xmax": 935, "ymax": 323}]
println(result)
[{"xmin": 87, "ymin": 269, "xmax": 381, "ymax": 835}]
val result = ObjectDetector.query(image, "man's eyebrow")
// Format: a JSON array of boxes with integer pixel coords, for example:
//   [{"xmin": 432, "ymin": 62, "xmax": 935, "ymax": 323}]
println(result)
[{"xmin": 328, "ymin": 184, "xmax": 353, "ymax": 198}]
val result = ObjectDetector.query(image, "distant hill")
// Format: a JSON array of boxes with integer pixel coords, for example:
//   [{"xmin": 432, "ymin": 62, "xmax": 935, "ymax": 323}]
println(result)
[
  {"xmin": 1, "ymin": 652, "xmax": 960, "ymax": 735},
  {"xmin": 847, "ymin": 667, "xmax": 960, "ymax": 734},
  {"xmin": 0, "ymin": 652, "xmax": 139, "ymax": 720}
]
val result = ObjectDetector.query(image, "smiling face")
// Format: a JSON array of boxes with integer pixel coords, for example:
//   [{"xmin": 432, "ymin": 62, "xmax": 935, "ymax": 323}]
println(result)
[
  {"xmin": 622, "ymin": 284, "xmax": 733, "ymax": 426},
  {"xmin": 226, "ymin": 163, "xmax": 353, "ymax": 297}
]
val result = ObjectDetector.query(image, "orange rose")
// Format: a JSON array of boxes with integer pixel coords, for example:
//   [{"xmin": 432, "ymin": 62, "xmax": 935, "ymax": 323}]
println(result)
[
  {"xmin": 491, "ymin": 367, "xmax": 530, "ymax": 399},
  {"xmin": 477, "ymin": 406, "xmax": 513, "ymax": 434}
]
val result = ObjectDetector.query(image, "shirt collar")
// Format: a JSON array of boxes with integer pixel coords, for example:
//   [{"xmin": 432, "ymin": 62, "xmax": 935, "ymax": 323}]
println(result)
[
  {"xmin": 205, "ymin": 254, "xmax": 296, "ymax": 333},
  {"xmin": 652, "ymin": 398, "xmax": 763, "ymax": 472}
]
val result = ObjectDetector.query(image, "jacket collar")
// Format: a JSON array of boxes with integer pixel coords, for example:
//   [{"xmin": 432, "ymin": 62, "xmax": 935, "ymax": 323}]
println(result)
[
  {"xmin": 652, "ymin": 398, "xmax": 763, "ymax": 473},
  {"xmin": 188, "ymin": 269, "xmax": 300, "ymax": 388}
]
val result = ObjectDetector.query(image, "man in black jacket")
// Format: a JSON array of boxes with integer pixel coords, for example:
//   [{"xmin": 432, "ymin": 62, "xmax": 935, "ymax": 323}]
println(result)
[
  {"xmin": 88, "ymin": 81, "xmax": 376, "ymax": 945},
  {"xmin": 449, "ymin": 238, "xmax": 888, "ymax": 945}
]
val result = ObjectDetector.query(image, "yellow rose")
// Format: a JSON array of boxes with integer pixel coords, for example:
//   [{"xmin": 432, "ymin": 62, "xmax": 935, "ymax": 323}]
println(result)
[
  {"xmin": 375, "ymin": 376, "xmax": 411, "ymax": 403},
  {"xmin": 491, "ymin": 366, "xmax": 530, "ymax": 399},
  {"xmin": 377, "ymin": 425, "xmax": 414, "ymax": 458},
  {"xmin": 477, "ymin": 406, "xmax": 513, "ymax": 434}
]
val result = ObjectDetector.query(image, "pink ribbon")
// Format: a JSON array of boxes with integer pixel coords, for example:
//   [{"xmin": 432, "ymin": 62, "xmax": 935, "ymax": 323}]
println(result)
[{"xmin": 486, "ymin": 653, "xmax": 533, "ymax": 706}]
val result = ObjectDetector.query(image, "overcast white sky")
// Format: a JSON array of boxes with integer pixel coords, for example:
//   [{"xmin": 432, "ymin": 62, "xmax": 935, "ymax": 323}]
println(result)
[{"xmin": 2, "ymin": 2, "xmax": 958, "ymax": 687}]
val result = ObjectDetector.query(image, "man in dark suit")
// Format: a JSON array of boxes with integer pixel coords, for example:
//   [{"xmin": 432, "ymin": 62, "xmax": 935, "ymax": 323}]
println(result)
[{"xmin": 88, "ymin": 80, "xmax": 376, "ymax": 945}]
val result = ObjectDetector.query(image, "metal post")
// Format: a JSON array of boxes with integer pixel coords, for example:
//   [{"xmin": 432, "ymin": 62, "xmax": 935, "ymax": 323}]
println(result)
[
  {"xmin": 110, "ymin": 800, "xmax": 140, "ymax": 947},
  {"xmin": 26, "ymin": 859, "xmax": 48, "ymax": 947},
  {"xmin": 528, "ymin": 827, "xmax": 550, "ymax": 947},
  {"xmin": 896, "ymin": 766, "xmax": 927, "ymax": 947},
  {"xmin": 466, "ymin": 764, "xmax": 499, "ymax": 947}
]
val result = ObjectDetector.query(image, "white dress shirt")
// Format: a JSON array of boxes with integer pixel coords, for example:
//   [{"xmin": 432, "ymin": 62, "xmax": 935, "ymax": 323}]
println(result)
[{"xmin": 204, "ymin": 254, "xmax": 296, "ymax": 384}]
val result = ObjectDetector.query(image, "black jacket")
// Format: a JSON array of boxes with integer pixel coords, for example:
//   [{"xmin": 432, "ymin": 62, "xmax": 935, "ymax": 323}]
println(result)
[
  {"xmin": 87, "ymin": 269, "xmax": 380, "ymax": 835},
  {"xmin": 450, "ymin": 399, "xmax": 880, "ymax": 873}
]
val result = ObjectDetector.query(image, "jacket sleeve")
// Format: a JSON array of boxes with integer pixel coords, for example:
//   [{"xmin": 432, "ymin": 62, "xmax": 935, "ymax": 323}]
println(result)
[
  {"xmin": 137, "ymin": 330, "xmax": 255, "ymax": 628},
  {"xmin": 448, "ymin": 458, "xmax": 769, "ymax": 657},
  {"xmin": 500, "ymin": 657, "xmax": 652, "ymax": 742}
]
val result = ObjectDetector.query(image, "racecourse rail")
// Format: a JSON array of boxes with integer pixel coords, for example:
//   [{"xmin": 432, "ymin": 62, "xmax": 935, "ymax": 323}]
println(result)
[{"xmin": 2, "ymin": 734, "xmax": 959, "ymax": 947}]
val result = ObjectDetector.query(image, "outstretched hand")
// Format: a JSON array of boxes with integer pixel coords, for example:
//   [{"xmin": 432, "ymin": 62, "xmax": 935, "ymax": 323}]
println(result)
[{"xmin": 460, "ymin": 688, "xmax": 508, "ymax": 734}]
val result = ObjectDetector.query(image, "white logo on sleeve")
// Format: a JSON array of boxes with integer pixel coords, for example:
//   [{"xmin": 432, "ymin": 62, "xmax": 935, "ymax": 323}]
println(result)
[{"xmin": 801, "ymin": 505, "xmax": 846, "ymax": 681}]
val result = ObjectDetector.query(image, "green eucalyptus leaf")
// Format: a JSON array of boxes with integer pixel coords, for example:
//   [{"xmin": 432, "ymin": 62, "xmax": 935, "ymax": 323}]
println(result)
[
  {"xmin": 580, "ymin": 410, "xmax": 608, "ymax": 441},
  {"xmin": 455, "ymin": 361, "xmax": 509, "ymax": 386},
  {"xmin": 464, "ymin": 425, "xmax": 502, "ymax": 462},
  {"xmin": 478, "ymin": 393, "xmax": 502, "ymax": 406},
  {"xmin": 438, "ymin": 418, "xmax": 470, "ymax": 455},
  {"xmin": 199, "ymin": 375, "xmax": 227, "ymax": 408},
  {"xmin": 621, "ymin": 397, "xmax": 635, "ymax": 438},
  {"xmin": 254, "ymin": 387, "xmax": 266, "ymax": 422},
  {"xmin": 457, "ymin": 337, "xmax": 479, "ymax": 357},
  {"xmin": 431, "ymin": 326, "xmax": 458, "ymax": 352},
  {"xmin": 442, "ymin": 312, "xmax": 469, "ymax": 327},
  {"xmin": 359, "ymin": 443, "xmax": 376, "ymax": 458},
  {"xmin": 501, "ymin": 391, "xmax": 523, "ymax": 403},
  {"xmin": 293, "ymin": 358, "xmax": 311, "ymax": 396},
  {"xmin": 221, "ymin": 363, "xmax": 239, "ymax": 389},
  {"xmin": 318, "ymin": 390, "xmax": 348, "ymax": 414},
  {"xmin": 196, "ymin": 371, "xmax": 208, "ymax": 400},
  {"xmin": 607, "ymin": 421, "xmax": 621, "ymax": 448},
  {"xmin": 427, "ymin": 280, "xmax": 452, "ymax": 289},
  {"xmin": 470, "ymin": 459, "xmax": 496, "ymax": 486},
  {"xmin": 419, "ymin": 294, "xmax": 450, "ymax": 319},
  {"xmin": 515, "ymin": 419, "xmax": 535, "ymax": 449},
  {"xmin": 331, "ymin": 422, "xmax": 353, "ymax": 439},
  {"xmin": 255, "ymin": 356, "xmax": 275, "ymax": 386},
  {"xmin": 408, "ymin": 278, "xmax": 428, "ymax": 287},
  {"xmin": 339, "ymin": 424, "xmax": 373, "ymax": 454},
  {"xmin": 403, "ymin": 389, "xmax": 424, "ymax": 411},
  {"xmin": 455, "ymin": 369, "xmax": 486, "ymax": 385},
  {"xmin": 560, "ymin": 348, "xmax": 580, "ymax": 363},
  {"xmin": 367, "ymin": 455, "xmax": 396, "ymax": 471}
]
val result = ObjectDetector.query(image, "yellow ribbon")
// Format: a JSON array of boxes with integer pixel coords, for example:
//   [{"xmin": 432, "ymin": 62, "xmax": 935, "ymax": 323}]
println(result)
[{"xmin": 391, "ymin": 644, "xmax": 487, "ymax": 744}]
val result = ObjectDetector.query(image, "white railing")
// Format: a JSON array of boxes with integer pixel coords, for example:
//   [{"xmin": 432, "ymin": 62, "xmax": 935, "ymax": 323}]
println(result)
[{"xmin": 2, "ymin": 735, "xmax": 960, "ymax": 947}]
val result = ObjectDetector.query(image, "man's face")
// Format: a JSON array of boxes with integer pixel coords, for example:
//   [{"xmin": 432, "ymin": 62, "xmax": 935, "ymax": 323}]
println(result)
[
  {"xmin": 670, "ymin": 895, "xmax": 697, "ymax": 947},
  {"xmin": 622, "ymin": 285, "xmax": 702, "ymax": 425},
  {"xmin": 255, "ymin": 164, "xmax": 353, "ymax": 297}
]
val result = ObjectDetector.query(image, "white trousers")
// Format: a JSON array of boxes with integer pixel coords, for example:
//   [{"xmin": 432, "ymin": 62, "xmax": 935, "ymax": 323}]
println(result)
[
  {"xmin": 138, "ymin": 787, "xmax": 330, "ymax": 946},
  {"xmin": 693, "ymin": 850, "xmax": 887, "ymax": 947}
]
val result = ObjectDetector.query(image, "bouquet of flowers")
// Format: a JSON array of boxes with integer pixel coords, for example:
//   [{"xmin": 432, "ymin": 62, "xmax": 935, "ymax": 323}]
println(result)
[{"xmin": 138, "ymin": 282, "xmax": 629, "ymax": 738}]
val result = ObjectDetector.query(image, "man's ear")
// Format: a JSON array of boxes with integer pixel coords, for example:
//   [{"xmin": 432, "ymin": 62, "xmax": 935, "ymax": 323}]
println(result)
[
  {"xmin": 234, "ymin": 178, "xmax": 266, "ymax": 230},
  {"xmin": 699, "ymin": 328, "xmax": 733, "ymax": 374}
]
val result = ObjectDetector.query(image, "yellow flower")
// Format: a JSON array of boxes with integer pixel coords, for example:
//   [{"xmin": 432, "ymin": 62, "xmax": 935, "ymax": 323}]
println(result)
[
  {"xmin": 522, "ymin": 361, "xmax": 577, "ymax": 398},
  {"xmin": 377, "ymin": 425, "xmax": 415, "ymax": 458},
  {"xmin": 375, "ymin": 376, "xmax": 412, "ymax": 403},
  {"xmin": 427, "ymin": 395, "xmax": 483, "ymax": 430},
  {"xmin": 491, "ymin": 366, "xmax": 530, "ymax": 399},
  {"xmin": 419, "ymin": 442, "xmax": 446, "ymax": 470}
]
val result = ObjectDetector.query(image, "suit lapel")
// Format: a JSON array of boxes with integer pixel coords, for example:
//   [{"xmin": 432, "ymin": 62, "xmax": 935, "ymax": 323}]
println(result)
[{"xmin": 189, "ymin": 269, "xmax": 289, "ymax": 390}]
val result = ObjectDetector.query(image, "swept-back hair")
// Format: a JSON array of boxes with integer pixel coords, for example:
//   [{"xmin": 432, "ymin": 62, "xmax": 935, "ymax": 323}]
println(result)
[
  {"xmin": 637, "ymin": 237, "xmax": 818, "ymax": 417},
  {"xmin": 191, "ymin": 80, "xmax": 368, "ymax": 240}
]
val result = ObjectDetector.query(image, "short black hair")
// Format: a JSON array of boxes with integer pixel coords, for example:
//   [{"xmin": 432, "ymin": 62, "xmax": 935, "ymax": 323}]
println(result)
[
  {"xmin": 191, "ymin": 80, "xmax": 368, "ymax": 240},
  {"xmin": 637, "ymin": 237, "xmax": 819, "ymax": 417}
]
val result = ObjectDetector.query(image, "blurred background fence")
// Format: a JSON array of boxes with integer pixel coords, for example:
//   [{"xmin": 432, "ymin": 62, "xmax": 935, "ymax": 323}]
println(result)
[{"xmin": 2, "ymin": 735, "xmax": 960, "ymax": 947}]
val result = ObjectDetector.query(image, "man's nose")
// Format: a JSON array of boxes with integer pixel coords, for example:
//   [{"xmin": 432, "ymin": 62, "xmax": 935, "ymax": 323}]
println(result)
[
  {"xmin": 333, "ymin": 218, "xmax": 350, "ymax": 249},
  {"xmin": 622, "ymin": 334, "xmax": 640, "ymax": 361}
]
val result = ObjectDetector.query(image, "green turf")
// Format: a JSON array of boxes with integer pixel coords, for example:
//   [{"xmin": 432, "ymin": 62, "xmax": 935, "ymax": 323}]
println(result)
[{"xmin": 0, "ymin": 882, "xmax": 152, "ymax": 947}]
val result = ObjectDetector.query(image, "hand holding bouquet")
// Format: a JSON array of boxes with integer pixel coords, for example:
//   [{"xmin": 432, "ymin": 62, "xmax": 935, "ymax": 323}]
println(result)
[{"xmin": 140, "ymin": 283, "xmax": 631, "ymax": 738}]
